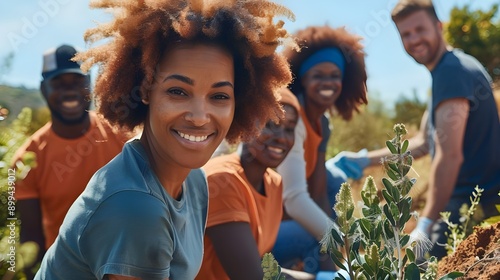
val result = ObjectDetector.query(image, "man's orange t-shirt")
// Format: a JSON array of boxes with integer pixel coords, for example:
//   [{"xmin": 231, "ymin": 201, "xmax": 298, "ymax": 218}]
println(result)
[
  {"xmin": 13, "ymin": 112, "xmax": 128, "ymax": 249},
  {"xmin": 196, "ymin": 153, "xmax": 283, "ymax": 280}
]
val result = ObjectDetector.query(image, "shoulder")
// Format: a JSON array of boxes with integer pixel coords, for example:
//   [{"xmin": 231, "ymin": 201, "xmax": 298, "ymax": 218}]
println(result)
[
  {"xmin": 98, "ymin": 191, "xmax": 166, "ymax": 218},
  {"xmin": 203, "ymin": 153, "xmax": 240, "ymax": 176},
  {"xmin": 22, "ymin": 122, "xmax": 52, "ymax": 149},
  {"xmin": 76, "ymin": 191, "xmax": 172, "ymax": 276},
  {"xmin": 11, "ymin": 122, "xmax": 52, "ymax": 164},
  {"xmin": 84, "ymin": 141, "xmax": 150, "ymax": 197},
  {"xmin": 63, "ymin": 189, "xmax": 167, "ymax": 244},
  {"xmin": 203, "ymin": 158, "xmax": 246, "ymax": 200},
  {"xmin": 205, "ymin": 165, "xmax": 242, "ymax": 194},
  {"xmin": 91, "ymin": 111, "xmax": 135, "ymax": 143},
  {"xmin": 432, "ymin": 50, "xmax": 492, "ymax": 103},
  {"xmin": 435, "ymin": 50, "xmax": 487, "ymax": 78}
]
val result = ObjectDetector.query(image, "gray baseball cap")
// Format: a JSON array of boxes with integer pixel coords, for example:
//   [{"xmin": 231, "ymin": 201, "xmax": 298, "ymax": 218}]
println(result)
[{"xmin": 42, "ymin": 44, "xmax": 85, "ymax": 81}]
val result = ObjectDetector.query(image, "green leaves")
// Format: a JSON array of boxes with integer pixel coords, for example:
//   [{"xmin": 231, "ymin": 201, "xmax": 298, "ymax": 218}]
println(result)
[
  {"xmin": 262, "ymin": 253, "xmax": 285, "ymax": 280},
  {"xmin": 401, "ymin": 140, "xmax": 409, "ymax": 154},
  {"xmin": 403, "ymin": 263, "xmax": 420, "ymax": 280},
  {"xmin": 0, "ymin": 107, "xmax": 40, "ymax": 279},
  {"xmin": 386, "ymin": 140, "xmax": 398, "ymax": 154},
  {"xmin": 330, "ymin": 249, "xmax": 348, "ymax": 271},
  {"xmin": 382, "ymin": 178, "xmax": 400, "ymax": 201},
  {"xmin": 405, "ymin": 248, "xmax": 415, "ymax": 263}
]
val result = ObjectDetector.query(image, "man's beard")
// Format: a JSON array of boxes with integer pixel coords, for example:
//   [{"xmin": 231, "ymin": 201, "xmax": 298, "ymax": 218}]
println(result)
[{"xmin": 49, "ymin": 105, "xmax": 91, "ymax": 125}]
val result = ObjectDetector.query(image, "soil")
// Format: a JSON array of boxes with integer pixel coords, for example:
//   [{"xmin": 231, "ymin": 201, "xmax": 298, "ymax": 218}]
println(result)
[{"xmin": 437, "ymin": 221, "xmax": 500, "ymax": 280}]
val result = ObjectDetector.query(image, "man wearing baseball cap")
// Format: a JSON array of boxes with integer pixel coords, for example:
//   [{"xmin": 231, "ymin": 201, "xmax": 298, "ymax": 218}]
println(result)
[{"xmin": 12, "ymin": 44, "xmax": 131, "ymax": 278}]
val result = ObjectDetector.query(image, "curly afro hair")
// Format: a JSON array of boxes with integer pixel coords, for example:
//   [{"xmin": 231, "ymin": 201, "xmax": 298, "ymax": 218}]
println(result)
[
  {"xmin": 283, "ymin": 25, "xmax": 368, "ymax": 120},
  {"xmin": 75, "ymin": 0, "xmax": 295, "ymax": 143}
]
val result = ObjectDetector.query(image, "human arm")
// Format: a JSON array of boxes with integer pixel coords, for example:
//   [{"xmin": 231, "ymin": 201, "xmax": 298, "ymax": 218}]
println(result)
[
  {"xmin": 280, "ymin": 268, "xmax": 315, "ymax": 279},
  {"xmin": 12, "ymin": 145, "xmax": 46, "ymax": 278},
  {"xmin": 18, "ymin": 199, "xmax": 45, "ymax": 254},
  {"xmin": 277, "ymin": 118, "xmax": 332, "ymax": 239},
  {"xmin": 365, "ymin": 110, "xmax": 430, "ymax": 167},
  {"xmin": 420, "ymin": 99, "xmax": 468, "ymax": 222},
  {"xmin": 16, "ymin": 198, "xmax": 45, "ymax": 247},
  {"xmin": 206, "ymin": 222, "xmax": 264, "ymax": 280},
  {"xmin": 18, "ymin": 199, "xmax": 45, "ymax": 280}
]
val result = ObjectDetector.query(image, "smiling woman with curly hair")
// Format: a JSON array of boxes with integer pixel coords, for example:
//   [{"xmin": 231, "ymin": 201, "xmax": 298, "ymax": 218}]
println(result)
[
  {"xmin": 273, "ymin": 25, "xmax": 368, "ymax": 276},
  {"xmin": 34, "ymin": 0, "xmax": 293, "ymax": 279}
]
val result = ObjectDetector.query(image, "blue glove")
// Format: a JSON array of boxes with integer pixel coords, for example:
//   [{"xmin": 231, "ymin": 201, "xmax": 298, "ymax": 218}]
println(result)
[
  {"xmin": 317, "ymin": 270, "xmax": 350, "ymax": 280},
  {"xmin": 328, "ymin": 149, "xmax": 369, "ymax": 180}
]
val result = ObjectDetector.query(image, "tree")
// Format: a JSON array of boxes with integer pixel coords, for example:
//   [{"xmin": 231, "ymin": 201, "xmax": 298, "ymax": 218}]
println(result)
[
  {"xmin": 445, "ymin": 4, "xmax": 500, "ymax": 81},
  {"xmin": 0, "ymin": 52, "xmax": 14, "ymax": 84}
]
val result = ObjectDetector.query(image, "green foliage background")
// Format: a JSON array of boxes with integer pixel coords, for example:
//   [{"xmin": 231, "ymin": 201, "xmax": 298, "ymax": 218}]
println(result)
[
  {"xmin": 0, "ymin": 108, "xmax": 38, "ymax": 279},
  {"xmin": 0, "ymin": 85, "xmax": 50, "ymax": 135},
  {"xmin": 445, "ymin": 4, "xmax": 500, "ymax": 82}
]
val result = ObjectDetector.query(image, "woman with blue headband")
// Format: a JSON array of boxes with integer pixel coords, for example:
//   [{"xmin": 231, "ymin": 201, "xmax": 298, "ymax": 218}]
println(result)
[{"xmin": 272, "ymin": 25, "xmax": 368, "ymax": 276}]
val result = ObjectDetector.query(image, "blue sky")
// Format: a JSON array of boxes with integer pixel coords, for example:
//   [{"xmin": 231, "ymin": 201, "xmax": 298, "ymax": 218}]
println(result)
[{"xmin": 0, "ymin": 0, "xmax": 497, "ymax": 107}]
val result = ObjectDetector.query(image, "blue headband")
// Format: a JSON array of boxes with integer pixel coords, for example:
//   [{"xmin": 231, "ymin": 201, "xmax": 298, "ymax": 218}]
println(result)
[{"xmin": 299, "ymin": 48, "xmax": 346, "ymax": 78}]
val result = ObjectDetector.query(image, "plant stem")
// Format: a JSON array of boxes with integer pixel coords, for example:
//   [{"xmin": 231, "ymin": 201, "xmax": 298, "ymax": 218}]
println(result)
[
  {"xmin": 394, "ymin": 226, "xmax": 403, "ymax": 280},
  {"xmin": 462, "ymin": 246, "xmax": 500, "ymax": 276},
  {"xmin": 343, "ymin": 234, "xmax": 356, "ymax": 280}
]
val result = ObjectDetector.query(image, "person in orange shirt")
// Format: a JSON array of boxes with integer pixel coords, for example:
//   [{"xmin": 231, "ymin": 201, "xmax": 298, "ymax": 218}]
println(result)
[
  {"xmin": 197, "ymin": 88, "xmax": 302, "ymax": 280},
  {"xmin": 12, "ymin": 44, "xmax": 131, "ymax": 278}
]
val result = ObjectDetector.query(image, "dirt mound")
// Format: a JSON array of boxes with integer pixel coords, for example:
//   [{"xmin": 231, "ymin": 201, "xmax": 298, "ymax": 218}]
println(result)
[{"xmin": 437, "ymin": 222, "xmax": 500, "ymax": 280}]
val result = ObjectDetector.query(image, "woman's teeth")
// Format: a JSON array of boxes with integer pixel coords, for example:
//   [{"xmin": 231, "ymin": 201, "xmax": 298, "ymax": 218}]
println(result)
[
  {"xmin": 62, "ymin": 101, "xmax": 79, "ymax": 108},
  {"xmin": 320, "ymin": 90, "xmax": 334, "ymax": 97},
  {"xmin": 268, "ymin": 146, "xmax": 284, "ymax": 154},
  {"xmin": 178, "ymin": 132, "xmax": 208, "ymax": 142}
]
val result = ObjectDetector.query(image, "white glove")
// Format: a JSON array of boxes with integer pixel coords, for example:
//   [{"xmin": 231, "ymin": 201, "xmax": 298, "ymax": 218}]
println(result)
[{"xmin": 409, "ymin": 217, "xmax": 434, "ymax": 258}]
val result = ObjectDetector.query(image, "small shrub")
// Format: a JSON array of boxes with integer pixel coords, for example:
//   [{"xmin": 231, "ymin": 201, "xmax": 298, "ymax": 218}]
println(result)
[
  {"xmin": 440, "ymin": 186, "xmax": 484, "ymax": 255},
  {"xmin": 0, "ymin": 107, "xmax": 39, "ymax": 279}
]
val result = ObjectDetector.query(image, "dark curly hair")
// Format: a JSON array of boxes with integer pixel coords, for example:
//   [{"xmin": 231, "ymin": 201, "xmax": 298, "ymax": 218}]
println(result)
[
  {"xmin": 75, "ymin": 0, "xmax": 295, "ymax": 143},
  {"xmin": 283, "ymin": 25, "xmax": 368, "ymax": 120}
]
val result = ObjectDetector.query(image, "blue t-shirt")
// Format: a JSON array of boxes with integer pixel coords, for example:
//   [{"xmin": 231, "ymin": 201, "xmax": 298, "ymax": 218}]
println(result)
[
  {"xmin": 429, "ymin": 49, "xmax": 500, "ymax": 200},
  {"xmin": 35, "ymin": 140, "xmax": 208, "ymax": 280}
]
